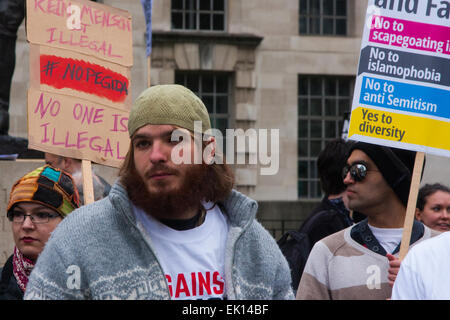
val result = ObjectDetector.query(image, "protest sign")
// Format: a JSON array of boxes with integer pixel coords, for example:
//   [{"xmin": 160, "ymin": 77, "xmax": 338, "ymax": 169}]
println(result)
[
  {"xmin": 29, "ymin": 45, "xmax": 131, "ymax": 110},
  {"xmin": 349, "ymin": 0, "xmax": 450, "ymax": 157},
  {"xmin": 26, "ymin": 0, "xmax": 133, "ymax": 202},
  {"xmin": 27, "ymin": 88, "xmax": 129, "ymax": 168},
  {"xmin": 26, "ymin": 0, "xmax": 132, "ymax": 167},
  {"xmin": 349, "ymin": 0, "xmax": 449, "ymax": 260},
  {"xmin": 26, "ymin": 0, "xmax": 132, "ymax": 66}
]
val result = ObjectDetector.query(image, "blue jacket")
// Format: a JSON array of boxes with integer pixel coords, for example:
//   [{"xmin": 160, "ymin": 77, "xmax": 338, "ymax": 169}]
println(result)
[{"xmin": 24, "ymin": 182, "xmax": 294, "ymax": 300}]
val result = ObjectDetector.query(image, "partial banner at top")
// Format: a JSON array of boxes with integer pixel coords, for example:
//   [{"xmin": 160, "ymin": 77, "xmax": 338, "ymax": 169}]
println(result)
[
  {"xmin": 348, "ymin": 0, "xmax": 450, "ymax": 158},
  {"xmin": 140, "ymin": 0, "xmax": 153, "ymax": 57},
  {"xmin": 26, "ymin": 0, "xmax": 133, "ymax": 66}
]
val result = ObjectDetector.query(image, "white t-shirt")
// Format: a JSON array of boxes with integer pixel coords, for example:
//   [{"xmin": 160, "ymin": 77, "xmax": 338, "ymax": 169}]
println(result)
[
  {"xmin": 392, "ymin": 231, "xmax": 450, "ymax": 300},
  {"xmin": 133, "ymin": 203, "xmax": 229, "ymax": 300},
  {"xmin": 368, "ymin": 224, "xmax": 403, "ymax": 254}
]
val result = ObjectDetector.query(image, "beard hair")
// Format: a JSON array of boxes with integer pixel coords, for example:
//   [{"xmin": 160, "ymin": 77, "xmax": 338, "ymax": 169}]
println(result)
[{"xmin": 122, "ymin": 162, "xmax": 209, "ymax": 220}]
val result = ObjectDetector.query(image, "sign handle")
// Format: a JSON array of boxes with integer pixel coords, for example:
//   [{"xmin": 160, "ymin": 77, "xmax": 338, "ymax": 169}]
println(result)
[
  {"xmin": 398, "ymin": 151, "xmax": 425, "ymax": 260},
  {"xmin": 81, "ymin": 159, "xmax": 95, "ymax": 205}
]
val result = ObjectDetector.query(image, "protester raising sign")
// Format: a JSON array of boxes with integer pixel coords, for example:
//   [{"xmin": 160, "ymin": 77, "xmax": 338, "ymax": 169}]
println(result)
[
  {"xmin": 26, "ymin": 0, "xmax": 132, "ymax": 168},
  {"xmin": 349, "ymin": 0, "xmax": 449, "ymax": 260}
]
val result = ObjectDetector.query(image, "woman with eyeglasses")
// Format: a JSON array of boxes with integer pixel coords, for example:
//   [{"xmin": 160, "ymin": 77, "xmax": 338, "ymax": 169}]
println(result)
[
  {"xmin": 415, "ymin": 183, "xmax": 450, "ymax": 232},
  {"xmin": 0, "ymin": 165, "xmax": 79, "ymax": 300}
]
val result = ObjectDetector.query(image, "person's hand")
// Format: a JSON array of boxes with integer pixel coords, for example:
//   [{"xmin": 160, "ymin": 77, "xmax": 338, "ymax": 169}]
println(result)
[{"xmin": 386, "ymin": 253, "xmax": 401, "ymax": 288}]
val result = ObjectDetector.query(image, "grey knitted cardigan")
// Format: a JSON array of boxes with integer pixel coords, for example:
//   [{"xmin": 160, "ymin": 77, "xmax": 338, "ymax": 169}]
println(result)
[{"xmin": 24, "ymin": 182, "xmax": 294, "ymax": 300}]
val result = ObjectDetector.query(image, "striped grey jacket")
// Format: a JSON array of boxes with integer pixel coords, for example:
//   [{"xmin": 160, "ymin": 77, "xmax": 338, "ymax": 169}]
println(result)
[
  {"xmin": 24, "ymin": 182, "xmax": 294, "ymax": 300},
  {"xmin": 296, "ymin": 221, "xmax": 438, "ymax": 300}
]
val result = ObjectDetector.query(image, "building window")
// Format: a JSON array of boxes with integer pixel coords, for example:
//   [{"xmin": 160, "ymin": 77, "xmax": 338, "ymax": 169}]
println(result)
[
  {"xmin": 175, "ymin": 72, "xmax": 231, "ymax": 142},
  {"xmin": 172, "ymin": 0, "xmax": 226, "ymax": 31},
  {"xmin": 298, "ymin": 75, "xmax": 353, "ymax": 199},
  {"xmin": 299, "ymin": 0, "xmax": 347, "ymax": 35}
]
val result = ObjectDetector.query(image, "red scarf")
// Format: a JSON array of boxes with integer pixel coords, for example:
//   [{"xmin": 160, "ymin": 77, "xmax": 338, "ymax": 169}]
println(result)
[{"xmin": 12, "ymin": 247, "xmax": 35, "ymax": 292}]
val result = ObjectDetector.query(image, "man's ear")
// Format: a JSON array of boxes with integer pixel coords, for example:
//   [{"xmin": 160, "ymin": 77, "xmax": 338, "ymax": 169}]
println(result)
[
  {"xmin": 415, "ymin": 208, "xmax": 422, "ymax": 221},
  {"xmin": 62, "ymin": 157, "xmax": 73, "ymax": 172}
]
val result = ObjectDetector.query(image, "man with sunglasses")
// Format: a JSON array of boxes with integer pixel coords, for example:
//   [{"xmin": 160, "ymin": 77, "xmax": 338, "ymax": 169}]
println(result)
[
  {"xmin": 297, "ymin": 141, "xmax": 438, "ymax": 300},
  {"xmin": 284, "ymin": 138, "xmax": 362, "ymax": 295}
]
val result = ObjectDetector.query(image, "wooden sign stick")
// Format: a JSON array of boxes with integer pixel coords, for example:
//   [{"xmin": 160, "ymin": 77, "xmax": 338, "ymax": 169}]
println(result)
[
  {"xmin": 398, "ymin": 151, "xmax": 425, "ymax": 260},
  {"xmin": 81, "ymin": 159, "xmax": 95, "ymax": 205}
]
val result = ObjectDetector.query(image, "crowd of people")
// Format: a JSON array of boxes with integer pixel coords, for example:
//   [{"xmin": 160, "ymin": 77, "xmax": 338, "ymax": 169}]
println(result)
[
  {"xmin": 0, "ymin": 83, "xmax": 448, "ymax": 300},
  {"xmin": 295, "ymin": 141, "xmax": 441, "ymax": 299}
]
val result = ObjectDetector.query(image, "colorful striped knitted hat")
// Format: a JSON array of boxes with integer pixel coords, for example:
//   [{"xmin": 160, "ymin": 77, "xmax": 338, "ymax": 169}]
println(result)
[{"xmin": 7, "ymin": 165, "xmax": 80, "ymax": 217}]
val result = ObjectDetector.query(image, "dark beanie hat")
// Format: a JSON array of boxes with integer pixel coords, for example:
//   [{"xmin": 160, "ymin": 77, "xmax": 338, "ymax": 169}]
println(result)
[{"xmin": 349, "ymin": 142, "xmax": 419, "ymax": 207}]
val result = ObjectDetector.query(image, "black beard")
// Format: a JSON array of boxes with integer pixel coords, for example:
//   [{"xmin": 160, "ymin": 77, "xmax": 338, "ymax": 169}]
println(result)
[{"xmin": 122, "ymin": 163, "xmax": 208, "ymax": 220}]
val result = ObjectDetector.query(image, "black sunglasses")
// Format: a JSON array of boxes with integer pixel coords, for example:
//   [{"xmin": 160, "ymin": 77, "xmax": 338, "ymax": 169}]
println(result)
[{"xmin": 342, "ymin": 163, "xmax": 373, "ymax": 182}]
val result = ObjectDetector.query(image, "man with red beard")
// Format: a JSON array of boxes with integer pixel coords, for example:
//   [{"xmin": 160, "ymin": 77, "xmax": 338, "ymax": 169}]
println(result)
[{"xmin": 24, "ymin": 84, "xmax": 294, "ymax": 300}]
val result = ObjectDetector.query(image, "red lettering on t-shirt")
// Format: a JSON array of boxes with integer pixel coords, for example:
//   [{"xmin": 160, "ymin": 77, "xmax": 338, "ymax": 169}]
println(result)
[
  {"xmin": 165, "ymin": 274, "xmax": 173, "ymax": 297},
  {"xmin": 167, "ymin": 271, "xmax": 225, "ymax": 299},
  {"xmin": 212, "ymin": 271, "xmax": 224, "ymax": 294},
  {"xmin": 175, "ymin": 273, "xmax": 190, "ymax": 298},
  {"xmin": 198, "ymin": 271, "xmax": 212, "ymax": 295},
  {"xmin": 191, "ymin": 272, "xmax": 197, "ymax": 296}
]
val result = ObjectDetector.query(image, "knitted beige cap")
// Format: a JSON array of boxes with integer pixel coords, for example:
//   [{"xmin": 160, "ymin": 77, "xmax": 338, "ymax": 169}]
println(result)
[{"xmin": 128, "ymin": 84, "xmax": 211, "ymax": 137}]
